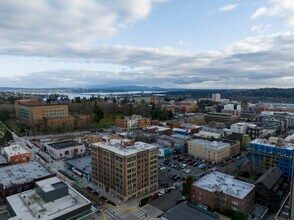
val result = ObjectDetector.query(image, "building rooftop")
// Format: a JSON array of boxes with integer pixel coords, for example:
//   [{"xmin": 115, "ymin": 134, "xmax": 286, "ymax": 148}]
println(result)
[
  {"xmin": 189, "ymin": 139, "xmax": 230, "ymax": 151},
  {"xmin": 0, "ymin": 161, "xmax": 52, "ymax": 188},
  {"xmin": 47, "ymin": 140, "xmax": 82, "ymax": 150},
  {"xmin": 250, "ymin": 138, "xmax": 294, "ymax": 150},
  {"xmin": 146, "ymin": 126, "xmax": 171, "ymax": 132},
  {"xmin": 4, "ymin": 144, "xmax": 29, "ymax": 157},
  {"xmin": 92, "ymin": 139, "xmax": 157, "ymax": 156},
  {"xmin": 7, "ymin": 177, "xmax": 91, "ymax": 220},
  {"xmin": 66, "ymin": 156, "xmax": 91, "ymax": 175},
  {"xmin": 36, "ymin": 176, "xmax": 66, "ymax": 193},
  {"xmin": 200, "ymin": 127, "xmax": 224, "ymax": 134},
  {"xmin": 165, "ymin": 203, "xmax": 217, "ymax": 220},
  {"xmin": 193, "ymin": 171, "xmax": 255, "ymax": 200}
]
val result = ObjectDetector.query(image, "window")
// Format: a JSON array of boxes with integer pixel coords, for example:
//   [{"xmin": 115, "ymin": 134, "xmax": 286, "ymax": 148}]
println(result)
[{"xmin": 232, "ymin": 201, "xmax": 239, "ymax": 206}]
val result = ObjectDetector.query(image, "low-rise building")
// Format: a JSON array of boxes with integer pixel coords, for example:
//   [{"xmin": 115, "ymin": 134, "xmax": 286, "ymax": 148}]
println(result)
[
  {"xmin": 116, "ymin": 115, "xmax": 151, "ymax": 131},
  {"xmin": 3, "ymin": 144, "xmax": 30, "ymax": 165},
  {"xmin": 188, "ymin": 139, "xmax": 231, "ymax": 163},
  {"xmin": 230, "ymin": 122, "xmax": 256, "ymax": 134},
  {"xmin": 6, "ymin": 177, "xmax": 92, "ymax": 220},
  {"xmin": 44, "ymin": 140, "xmax": 85, "ymax": 160},
  {"xmin": 191, "ymin": 171, "xmax": 255, "ymax": 213},
  {"xmin": 145, "ymin": 126, "xmax": 173, "ymax": 135},
  {"xmin": 91, "ymin": 139, "xmax": 158, "ymax": 201},
  {"xmin": 66, "ymin": 156, "xmax": 91, "ymax": 181},
  {"xmin": 0, "ymin": 161, "xmax": 54, "ymax": 204},
  {"xmin": 204, "ymin": 112, "xmax": 239, "ymax": 127},
  {"xmin": 193, "ymin": 127, "xmax": 225, "ymax": 139}
]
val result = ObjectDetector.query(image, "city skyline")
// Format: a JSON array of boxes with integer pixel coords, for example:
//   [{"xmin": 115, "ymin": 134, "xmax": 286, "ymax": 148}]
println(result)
[{"xmin": 0, "ymin": 0, "xmax": 294, "ymax": 88}]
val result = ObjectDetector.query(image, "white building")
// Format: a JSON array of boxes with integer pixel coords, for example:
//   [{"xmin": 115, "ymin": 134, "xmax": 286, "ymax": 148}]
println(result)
[
  {"xmin": 3, "ymin": 144, "xmax": 30, "ymax": 164},
  {"xmin": 6, "ymin": 177, "xmax": 92, "ymax": 220},
  {"xmin": 212, "ymin": 93, "xmax": 221, "ymax": 102},
  {"xmin": 44, "ymin": 140, "xmax": 85, "ymax": 160},
  {"xmin": 230, "ymin": 122, "xmax": 257, "ymax": 134}
]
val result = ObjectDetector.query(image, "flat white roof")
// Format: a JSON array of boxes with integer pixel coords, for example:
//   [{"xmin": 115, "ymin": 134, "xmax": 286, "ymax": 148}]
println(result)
[
  {"xmin": 4, "ymin": 144, "xmax": 29, "ymax": 156},
  {"xmin": 250, "ymin": 138, "xmax": 294, "ymax": 150},
  {"xmin": 7, "ymin": 177, "xmax": 91, "ymax": 220},
  {"xmin": 36, "ymin": 176, "xmax": 62, "ymax": 193},
  {"xmin": 193, "ymin": 171, "xmax": 255, "ymax": 199},
  {"xmin": 92, "ymin": 140, "xmax": 157, "ymax": 156},
  {"xmin": 147, "ymin": 126, "xmax": 171, "ymax": 132},
  {"xmin": 284, "ymin": 134, "xmax": 294, "ymax": 142},
  {"xmin": 189, "ymin": 139, "xmax": 230, "ymax": 151}
]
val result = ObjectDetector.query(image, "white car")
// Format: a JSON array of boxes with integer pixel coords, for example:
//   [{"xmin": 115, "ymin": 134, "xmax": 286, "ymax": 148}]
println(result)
[
  {"xmin": 185, "ymin": 169, "xmax": 191, "ymax": 173},
  {"xmin": 158, "ymin": 191, "xmax": 165, "ymax": 196}
]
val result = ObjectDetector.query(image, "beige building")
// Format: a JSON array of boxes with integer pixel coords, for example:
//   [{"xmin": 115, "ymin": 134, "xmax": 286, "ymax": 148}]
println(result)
[
  {"xmin": 15, "ymin": 99, "xmax": 92, "ymax": 131},
  {"xmin": 188, "ymin": 139, "xmax": 230, "ymax": 163},
  {"xmin": 15, "ymin": 99, "xmax": 69, "ymax": 126},
  {"xmin": 116, "ymin": 115, "xmax": 151, "ymax": 131},
  {"xmin": 91, "ymin": 139, "xmax": 158, "ymax": 201}
]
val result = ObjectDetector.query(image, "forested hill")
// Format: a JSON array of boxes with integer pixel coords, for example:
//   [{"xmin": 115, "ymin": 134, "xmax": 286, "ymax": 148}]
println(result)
[{"xmin": 167, "ymin": 88, "xmax": 294, "ymax": 103}]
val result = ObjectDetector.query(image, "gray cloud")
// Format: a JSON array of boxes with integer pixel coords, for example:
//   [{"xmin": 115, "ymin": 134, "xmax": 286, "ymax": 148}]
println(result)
[
  {"xmin": 0, "ymin": 32, "xmax": 294, "ymax": 88},
  {"xmin": 0, "ymin": 1, "xmax": 293, "ymax": 89}
]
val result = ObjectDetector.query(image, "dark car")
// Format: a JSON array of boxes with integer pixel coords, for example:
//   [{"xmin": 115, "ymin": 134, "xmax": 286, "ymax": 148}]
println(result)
[
  {"xmin": 165, "ymin": 188, "xmax": 171, "ymax": 193},
  {"xmin": 152, "ymin": 193, "xmax": 159, "ymax": 200}
]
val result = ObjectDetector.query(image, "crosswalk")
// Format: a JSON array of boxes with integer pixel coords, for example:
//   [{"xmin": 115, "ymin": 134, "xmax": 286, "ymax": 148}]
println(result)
[
  {"xmin": 104, "ymin": 207, "xmax": 125, "ymax": 219},
  {"xmin": 130, "ymin": 209, "xmax": 153, "ymax": 220},
  {"xmin": 103, "ymin": 207, "xmax": 154, "ymax": 220}
]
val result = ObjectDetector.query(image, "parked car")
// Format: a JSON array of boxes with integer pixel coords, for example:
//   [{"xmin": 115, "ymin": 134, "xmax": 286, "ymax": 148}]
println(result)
[
  {"xmin": 158, "ymin": 191, "xmax": 165, "ymax": 196},
  {"xmin": 152, "ymin": 193, "xmax": 159, "ymax": 199}
]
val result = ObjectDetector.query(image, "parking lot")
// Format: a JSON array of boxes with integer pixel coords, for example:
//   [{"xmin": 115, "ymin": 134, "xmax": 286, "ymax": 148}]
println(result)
[{"xmin": 158, "ymin": 153, "xmax": 216, "ymax": 187}]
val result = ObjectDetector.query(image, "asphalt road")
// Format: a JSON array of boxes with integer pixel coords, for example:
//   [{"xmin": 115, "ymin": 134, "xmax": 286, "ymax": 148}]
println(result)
[{"xmin": 149, "ymin": 188, "xmax": 181, "ymax": 212}]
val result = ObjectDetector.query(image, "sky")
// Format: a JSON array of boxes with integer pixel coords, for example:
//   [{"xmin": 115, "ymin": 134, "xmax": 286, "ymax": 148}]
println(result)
[{"xmin": 0, "ymin": 0, "xmax": 294, "ymax": 89}]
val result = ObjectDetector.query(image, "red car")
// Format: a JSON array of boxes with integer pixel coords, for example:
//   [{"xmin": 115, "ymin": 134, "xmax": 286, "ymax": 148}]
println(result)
[{"xmin": 152, "ymin": 193, "xmax": 159, "ymax": 200}]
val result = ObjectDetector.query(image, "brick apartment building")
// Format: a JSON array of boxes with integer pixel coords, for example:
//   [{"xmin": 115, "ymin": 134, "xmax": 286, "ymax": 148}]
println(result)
[
  {"xmin": 91, "ymin": 139, "xmax": 158, "ymax": 201},
  {"xmin": 115, "ymin": 115, "xmax": 151, "ymax": 131},
  {"xmin": 191, "ymin": 172, "xmax": 255, "ymax": 213}
]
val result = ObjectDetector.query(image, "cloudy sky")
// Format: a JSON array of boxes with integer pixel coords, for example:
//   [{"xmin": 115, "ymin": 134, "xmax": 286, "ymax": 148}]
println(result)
[{"xmin": 0, "ymin": 0, "xmax": 294, "ymax": 89}]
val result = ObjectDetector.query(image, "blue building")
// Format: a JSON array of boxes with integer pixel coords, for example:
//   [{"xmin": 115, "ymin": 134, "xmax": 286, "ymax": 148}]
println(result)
[
  {"xmin": 248, "ymin": 139, "xmax": 294, "ymax": 180},
  {"xmin": 66, "ymin": 156, "xmax": 91, "ymax": 181}
]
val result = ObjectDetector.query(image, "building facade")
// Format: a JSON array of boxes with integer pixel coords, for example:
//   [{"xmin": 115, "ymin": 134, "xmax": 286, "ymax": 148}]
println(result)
[
  {"xmin": 15, "ymin": 99, "xmax": 68, "ymax": 127},
  {"xmin": 188, "ymin": 139, "xmax": 231, "ymax": 163},
  {"xmin": 116, "ymin": 115, "xmax": 151, "ymax": 131},
  {"xmin": 191, "ymin": 172, "xmax": 255, "ymax": 213},
  {"xmin": 248, "ymin": 138, "xmax": 294, "ymax": 180},
  {"xmin": 91, "ymin": 139, "xmax": 158, "ymax": 201},
  {"xmin": 204, "ymin": 112, "xmax": 239, "ymax": 127},
  {"xmin": 44, "ymin": 140, "xmax": 86, "ymax": 160},
  {"xmin": 3, "ymin": 144, "xmax": 30, "ymax": 165}
]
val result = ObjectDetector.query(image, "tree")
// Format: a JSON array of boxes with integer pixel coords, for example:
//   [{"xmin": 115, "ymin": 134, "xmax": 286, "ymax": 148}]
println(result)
[
  {"xmin": 0, "ymin": 110, "xmax": 10, "ymax": 122},
  {"xmin": 93, "ymin": 101, "xmax": 104, "ymax": 125},
  {"xmin": 182, "ymin": 175, "xmax": 194, "ymax": 197},
  {"xmin": 241, "ymin": 135, "xmax": 251, "ymax": 150},
  {"xmin": 74, "ymin": 96, "xmax": 82, "ymax": 103},
  {"xmin": 4, "ymin": 130, "xmax": 13, "ymax": 143}
]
